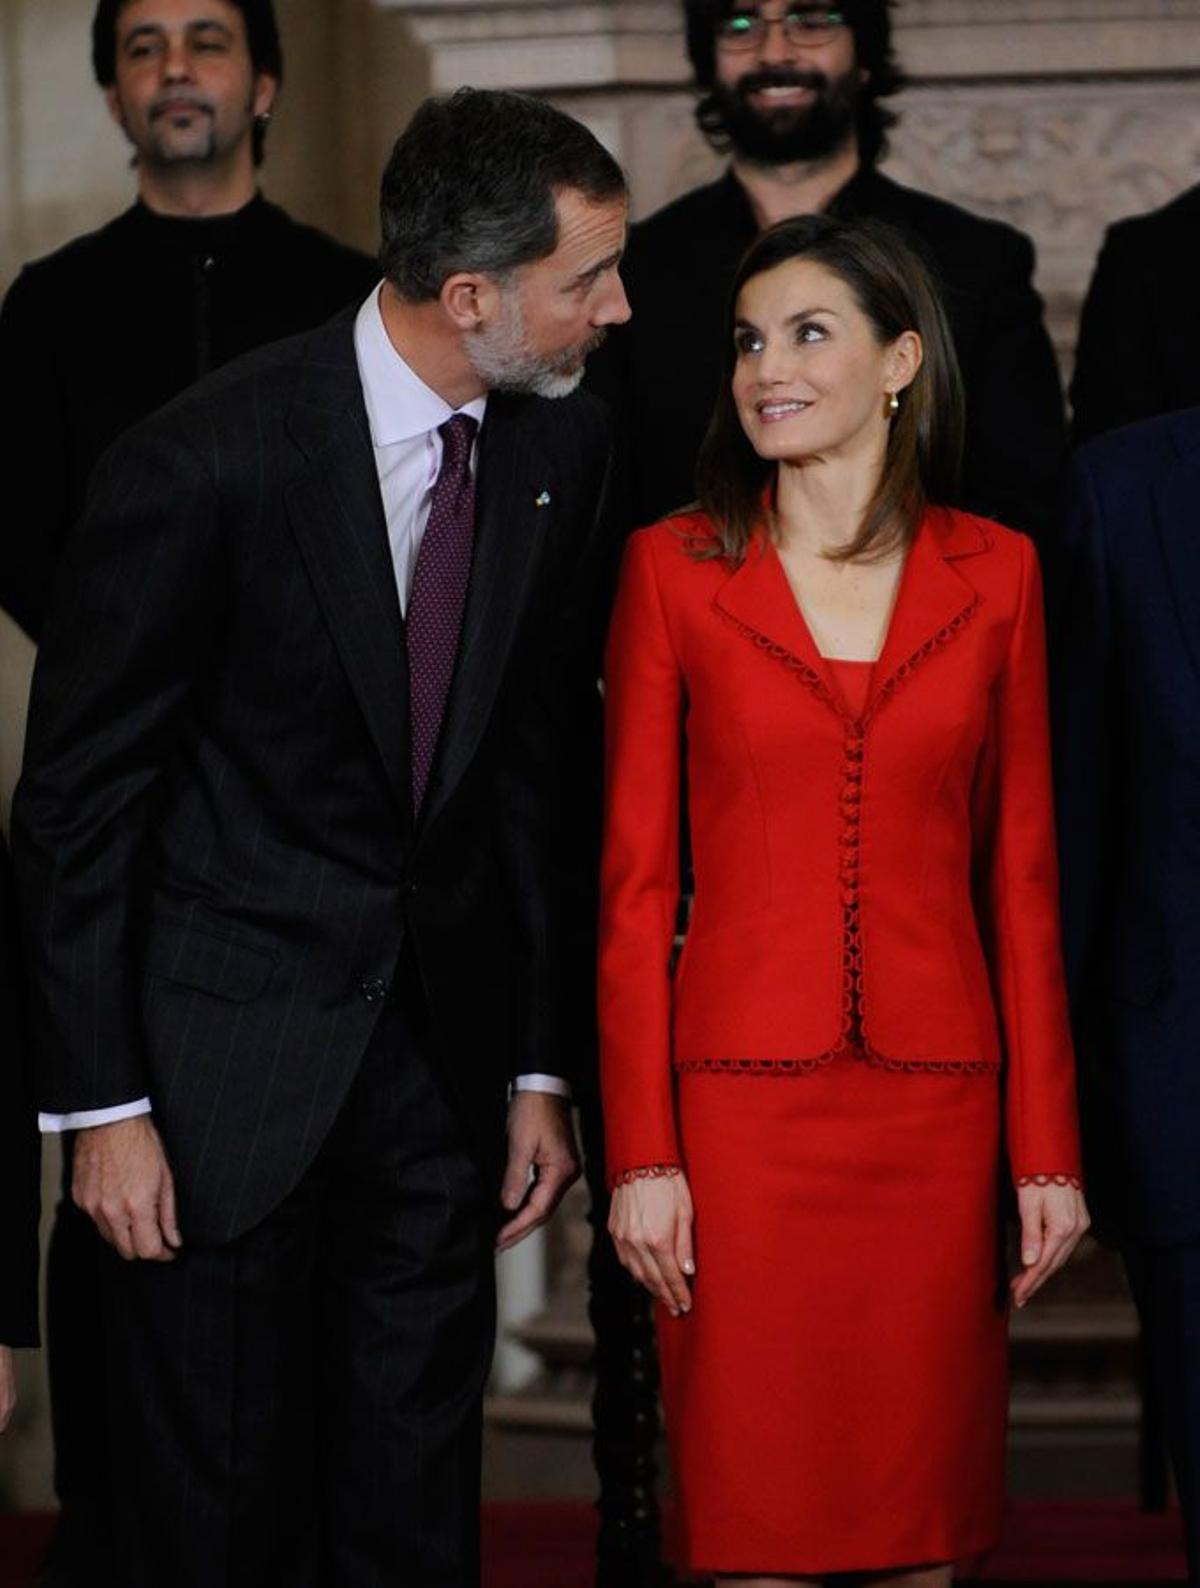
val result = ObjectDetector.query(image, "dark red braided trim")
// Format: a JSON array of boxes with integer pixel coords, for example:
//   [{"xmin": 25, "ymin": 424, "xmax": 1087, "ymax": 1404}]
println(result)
[
  {"xmin": 1016, "ymin": 1173, "xmax": 1083, "ymax": 1190},
  {"xmin": 674, "ymin": 1052, "xmax": 1000, "ymax": 1076},
  {"xmin": 858, "ymin": 1052, "xmax": 1000, "ymax": 1075},
  {"xmin": 861, "ymin": 596, "xmax": 982, "ymax": 729},
  {"xmin": 675, "ymin": 1055, "xmax": 836, "ymax": 1076},
  {"xmin": 609, "ymin": 1163, "xmax": 682, "ymax": 1190},
  {"xmin": 717, "ymin": 592, "xmax": 981, "ymax": 733}
]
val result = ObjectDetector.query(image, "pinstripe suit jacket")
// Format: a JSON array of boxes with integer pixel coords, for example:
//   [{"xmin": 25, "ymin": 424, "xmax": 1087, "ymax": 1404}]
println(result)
[{"xmin": 12, "ymin": 312, "xmax": 610, "ymax": 1244}]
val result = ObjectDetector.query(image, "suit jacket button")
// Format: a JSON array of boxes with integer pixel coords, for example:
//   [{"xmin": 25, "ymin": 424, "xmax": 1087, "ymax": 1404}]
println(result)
[{"xmin": 360, "ymin": 977, "xmax": 388, "ymax": 1004}]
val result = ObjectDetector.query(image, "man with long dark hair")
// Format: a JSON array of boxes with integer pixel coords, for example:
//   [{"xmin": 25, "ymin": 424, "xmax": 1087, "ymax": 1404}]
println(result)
[
  {"xmin": 582, "ymin": 6, "xmax": 1067, "ymax": 1582},
  {"xmin": 0, "ymin": 0, "xmax": 376, "ymax": 644}
]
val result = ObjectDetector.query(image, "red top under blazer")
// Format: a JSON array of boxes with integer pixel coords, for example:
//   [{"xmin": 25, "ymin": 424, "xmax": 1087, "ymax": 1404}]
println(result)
[{"xmin": 599, "ymin": 505, "xmax": 1082, "ymax": 1188}]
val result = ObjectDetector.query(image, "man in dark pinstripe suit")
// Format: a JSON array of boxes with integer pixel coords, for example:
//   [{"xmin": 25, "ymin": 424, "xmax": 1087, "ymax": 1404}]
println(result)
[{"xmin": 12, "ymin": 89, "xmax": 629, "ymax": 1587}]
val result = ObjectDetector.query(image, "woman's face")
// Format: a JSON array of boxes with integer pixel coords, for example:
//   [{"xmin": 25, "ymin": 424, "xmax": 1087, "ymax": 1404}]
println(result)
[{"xmin": 731, "ymin": 257, "xmax": 918, "ymax": 466}]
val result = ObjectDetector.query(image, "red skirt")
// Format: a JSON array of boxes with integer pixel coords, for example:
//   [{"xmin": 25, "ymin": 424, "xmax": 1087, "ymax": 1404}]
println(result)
[{"xmin": 658, "ymin": 1058, "xmax": 1008, "ymax": 1578}]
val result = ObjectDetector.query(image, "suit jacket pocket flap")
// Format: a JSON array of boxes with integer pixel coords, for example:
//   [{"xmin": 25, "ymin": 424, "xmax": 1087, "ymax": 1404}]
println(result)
[{"xmin": 144, "ymin": 917, "xmax": 279, "ymax": 1003}]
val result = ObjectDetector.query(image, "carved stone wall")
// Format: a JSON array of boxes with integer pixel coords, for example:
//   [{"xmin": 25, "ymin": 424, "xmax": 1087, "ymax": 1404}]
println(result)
[{"xmin": 886, "ymin": 78, "xmax": 1200, "ymax": 359}]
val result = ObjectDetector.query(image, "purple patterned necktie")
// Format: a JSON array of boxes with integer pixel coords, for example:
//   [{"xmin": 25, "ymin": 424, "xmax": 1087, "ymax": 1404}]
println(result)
[{"xmin": 407, "ymin": 412, "xmax": 478, "ymax": 814}]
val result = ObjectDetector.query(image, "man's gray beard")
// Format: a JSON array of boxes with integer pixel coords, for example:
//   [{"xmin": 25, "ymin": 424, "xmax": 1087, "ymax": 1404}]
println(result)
[{"xmin": 467, "ymin": 290, "xmax": 600, "ymax": 399}]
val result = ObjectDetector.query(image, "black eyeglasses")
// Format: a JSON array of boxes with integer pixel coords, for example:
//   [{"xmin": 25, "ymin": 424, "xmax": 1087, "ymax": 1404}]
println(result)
[{"xmin": 715, "ymin": 7, "xmax": 847, "ymax": 49}]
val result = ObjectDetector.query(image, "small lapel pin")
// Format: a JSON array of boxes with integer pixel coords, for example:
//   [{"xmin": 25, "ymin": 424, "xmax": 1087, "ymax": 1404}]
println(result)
[{"xmin": 535, "ymin": 490, "xmax": 552, "ymax": 508}]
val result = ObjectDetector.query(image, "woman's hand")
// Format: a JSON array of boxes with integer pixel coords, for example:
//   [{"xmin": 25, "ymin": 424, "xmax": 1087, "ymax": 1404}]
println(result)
[
  {"xmin": 1011, "ymin": 1181, "xmax": 1090, "ymax": 1308},
  {"xmin": 609, "ymin": 1172, "xmax": 695, "ymax": 1317},
  {"xmin": 0, "ymin": 1346, "xmax": 16, "ymax": 1433}
]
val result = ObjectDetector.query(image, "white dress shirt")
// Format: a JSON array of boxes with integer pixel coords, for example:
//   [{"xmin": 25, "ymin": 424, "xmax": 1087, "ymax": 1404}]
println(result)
[{"xmin": 40, "ymin": 286, "xmax": 567, "ymax": 1132}]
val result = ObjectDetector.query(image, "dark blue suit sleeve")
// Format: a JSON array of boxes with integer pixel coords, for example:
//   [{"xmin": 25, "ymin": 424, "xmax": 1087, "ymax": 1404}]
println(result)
[{"xmin": 1050, "ymin": 447, "xmax": 1125, "ymax": 1228}]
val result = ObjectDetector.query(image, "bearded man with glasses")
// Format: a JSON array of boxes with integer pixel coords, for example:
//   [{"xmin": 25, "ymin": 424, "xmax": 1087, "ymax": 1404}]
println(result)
[
  {"xmin": 581, "ymin": 5, "xmax": 1067, "ymax": 1584},
  {"xmin": 587, "ymin": 0, "xmax": 1065, "ymax": 546}
]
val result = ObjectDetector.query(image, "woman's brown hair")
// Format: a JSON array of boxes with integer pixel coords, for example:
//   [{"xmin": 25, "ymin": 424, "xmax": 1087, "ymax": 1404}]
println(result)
[{"xmin": 694, "ymin": 213, "xmax": 964, "ymax": 564}]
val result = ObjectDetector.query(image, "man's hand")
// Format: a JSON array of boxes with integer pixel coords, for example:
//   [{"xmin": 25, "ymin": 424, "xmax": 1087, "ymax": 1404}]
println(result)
[
  {"xmin": 0, "ymin": 1346, "xmax": 16, "ymax": 1433},
  {"xmin": 496, "ymin": 1092, "xmax": 580, "ymax": 1252},
  {"xmin": 1011, "ymin": 1180, "xmax": 1089, "ymax": 1308},
  {"xmin": 73, "ymin": 1115, "xmax": 182, "ymax": 1262}
]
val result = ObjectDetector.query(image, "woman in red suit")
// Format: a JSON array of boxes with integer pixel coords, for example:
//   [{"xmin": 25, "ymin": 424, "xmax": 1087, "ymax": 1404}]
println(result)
[{"xmin": 598, "ymin": 214, "xmax": 1089, "ymax": 1587}]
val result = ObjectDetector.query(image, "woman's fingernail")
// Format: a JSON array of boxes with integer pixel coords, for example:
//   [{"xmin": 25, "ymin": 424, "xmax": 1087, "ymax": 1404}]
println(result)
[
  {"xmin": 682, "ymin": 1259, "xmax": 695, "ymax": 1275},
  {"xmin": 1022, "ymin": 1250, "xmax": 1037, "ymax": 1265}
]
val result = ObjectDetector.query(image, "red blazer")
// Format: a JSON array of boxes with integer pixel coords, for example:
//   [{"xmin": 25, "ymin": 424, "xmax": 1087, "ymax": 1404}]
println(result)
[{"xmin": 599, "ymin": 505, "xmax": 1081, "ymax": 1188}]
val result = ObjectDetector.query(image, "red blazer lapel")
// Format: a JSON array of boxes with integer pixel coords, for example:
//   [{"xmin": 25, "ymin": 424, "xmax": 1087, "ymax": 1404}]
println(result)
[
  {"xmin": 868, "ymin": 508, "xmax": 989, "ymax": 715},
  {"xmin": 712, "ymin": 506, "xmax": 992, "ymax": 720},
  {"xmin": 713, "ymin": 529, "xmax": 844, "ymax": 717}
]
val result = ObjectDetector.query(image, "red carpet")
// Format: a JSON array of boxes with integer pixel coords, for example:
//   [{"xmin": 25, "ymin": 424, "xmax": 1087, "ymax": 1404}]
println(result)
[
  {"xmin": 0, "ymin": 1516, "xmax": 52, "ymax": 1588},
  {"xmin": 0, "ymin": 1501, "xmax": 1187, "ymax": 1585},
  {"xmin": 964, "ymin": 1501, "xmax": 1187, "ymax": 1581},
  {"xmin": 481, "ymin": 1501, "xmax": 1188, "ymax": 1585}
]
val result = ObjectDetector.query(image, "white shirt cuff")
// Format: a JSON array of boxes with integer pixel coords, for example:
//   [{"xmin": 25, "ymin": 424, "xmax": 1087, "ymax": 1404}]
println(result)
[
  {"xmin": 512, "ymin": 1073, "xmax": 571, "ymax": 1099},
  {"xmin": 41, "ymin": 1076, "xmax": 570, "ymax": 1129},
  {"xmin": 39, "ymin": 1097, "xmax": 153, "ymax": 1133}
]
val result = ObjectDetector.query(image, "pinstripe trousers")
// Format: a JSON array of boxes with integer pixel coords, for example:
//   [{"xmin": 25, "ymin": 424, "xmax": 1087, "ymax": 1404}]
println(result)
[{"xmin": 97, "ymin": 974, "xmax": 497, "ymax": 1587}]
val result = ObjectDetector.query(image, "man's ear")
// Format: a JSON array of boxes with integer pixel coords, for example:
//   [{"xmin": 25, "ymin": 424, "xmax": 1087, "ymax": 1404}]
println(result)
[
  {"xmin": 252, "ymin": 72, "xmax": 278, "ymax": 121},
  {"xmin": 104, "ymin": 84, "xmax": 128, "ymax": 136},
  {"xmin": 441, "ymin": 272, "xmax": 501, "ymax": 333}
]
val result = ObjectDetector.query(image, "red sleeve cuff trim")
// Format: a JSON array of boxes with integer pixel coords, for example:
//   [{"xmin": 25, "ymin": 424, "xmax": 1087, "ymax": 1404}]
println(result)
[{"xmin": 609, "ymin": 1163, "xmax": 682, "ymax": 1190}]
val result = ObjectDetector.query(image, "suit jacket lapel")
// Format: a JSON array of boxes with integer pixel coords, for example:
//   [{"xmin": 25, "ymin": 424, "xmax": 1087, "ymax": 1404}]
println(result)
[
  {"xmin": 868, "ymin": 508, "xmax": 986, "ymax": 711},
  {"xmin": 417, "ymin": 393, "xmax": 552, "ymax": 833},
  {"xmin": 285, "ymin": 318, "xmax": 413, "ymax": 827},
  {"xmin": 1151, "ymin": 417, "xmax": 1200, "ymax": 690}
]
